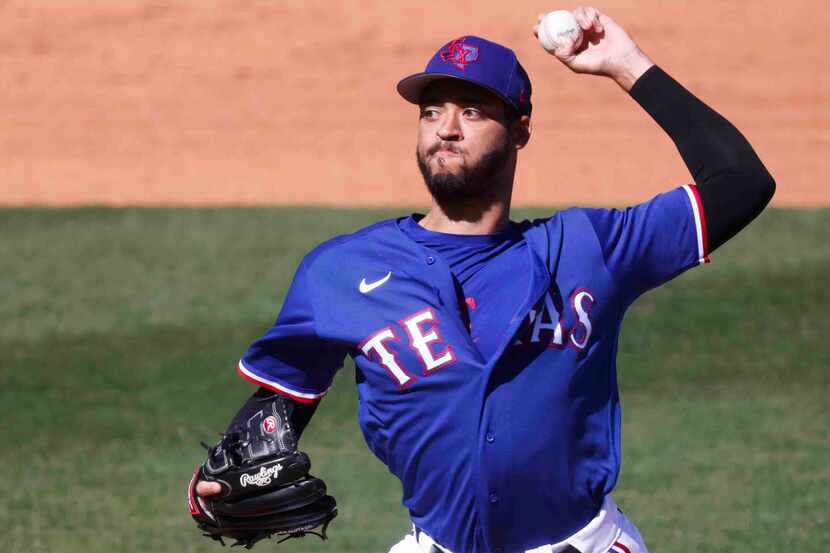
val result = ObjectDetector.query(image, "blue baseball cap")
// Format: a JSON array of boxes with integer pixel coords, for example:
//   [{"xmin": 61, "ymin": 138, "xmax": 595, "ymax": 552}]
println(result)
[{"xmin": 397, "ymin": 35, "xmax": 532, "ymax": 117}]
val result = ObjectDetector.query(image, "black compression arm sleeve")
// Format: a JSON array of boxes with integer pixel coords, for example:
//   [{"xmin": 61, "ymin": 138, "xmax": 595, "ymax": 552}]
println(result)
[
  {"xmin": 629, "ymin": 66, "xmax": 776, "ymax": 252},
  {"xmin": 225, "ymin": 387, "xmax": 319, "ymax": 441}
]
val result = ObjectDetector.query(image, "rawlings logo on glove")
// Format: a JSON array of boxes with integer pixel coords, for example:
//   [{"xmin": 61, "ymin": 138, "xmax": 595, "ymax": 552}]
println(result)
[
  {"xmin": 240, "ymin": 462, "xmax": 284, "ymax": 487},
  {"xmin": 187, "ymin": 396, "xmax": 336, "ymax": 549}
]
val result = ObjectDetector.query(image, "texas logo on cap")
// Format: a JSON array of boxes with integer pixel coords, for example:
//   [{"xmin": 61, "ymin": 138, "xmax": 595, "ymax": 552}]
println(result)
[
  {"xmin": 439, "ymin": 38, "xmax": 480, "ymax": 71},
  {"xmin": 397, "ymin": 35, "xmax": 533, "ymax": 117}
]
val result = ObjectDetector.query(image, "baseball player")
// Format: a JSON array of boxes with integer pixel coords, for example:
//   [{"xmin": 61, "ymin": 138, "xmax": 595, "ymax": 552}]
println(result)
[{"xmin": 194, "ymin": 6, "xmax": 775, "ymax": 553}]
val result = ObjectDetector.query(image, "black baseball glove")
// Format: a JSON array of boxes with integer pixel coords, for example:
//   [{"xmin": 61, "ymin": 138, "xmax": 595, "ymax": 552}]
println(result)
[{"xmin": 187, "ymin": 395, "xmax": 336, "ymax": 548}]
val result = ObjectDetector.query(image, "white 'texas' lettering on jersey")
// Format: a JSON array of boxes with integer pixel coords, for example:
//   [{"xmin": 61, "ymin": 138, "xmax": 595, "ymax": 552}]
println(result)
[
  {"xmin": 530, "ymin": 292, "xmax": 566, "ymax": 347},
  {"xmin": 360, "ymin": 288, "xmax": 596, "ymax": 391},
  {"xmin": 401, "ymin": 308, "xmax": 455, "ymax": 373},
  {"xmin": 513, "ymin": 288, "xmax": 597, "ymax": 351},
  {"xmin": 360, "ymin": 327, "xmax": 413, "ymax": 388},
  {"xmin": 359, "ymin": 308, "xmax": 455, "ymax": 388},
  {"xmin": 569, "ymin": 289, "xmax": 596, "ymax": 351}
]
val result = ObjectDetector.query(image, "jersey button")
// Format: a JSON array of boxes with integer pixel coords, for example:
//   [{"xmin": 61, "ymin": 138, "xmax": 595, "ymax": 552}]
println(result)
[
  {"xmin": 489, "ymin": 492, "xmax": 499, "ymax": 503},
  {"xmin": 485, "ymin": 432, "xmax": 495, "ymax": 443},
  {"xmin": 425, "ymin": 255, "xmax": 436, "ymax": 265}
]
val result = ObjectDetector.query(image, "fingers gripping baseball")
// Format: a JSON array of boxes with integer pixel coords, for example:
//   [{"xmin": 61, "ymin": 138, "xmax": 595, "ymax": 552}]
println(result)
[
  {"xmin": 532, "ymin": 5, "xmax": 652, "ymax": 85},
  {"xmin": 574, "ymin": 5, "xmax": 602, "ymax": 35},
  {"xmin": 534, "ymin": 11, "xmax": 584, "ymax": 58}
]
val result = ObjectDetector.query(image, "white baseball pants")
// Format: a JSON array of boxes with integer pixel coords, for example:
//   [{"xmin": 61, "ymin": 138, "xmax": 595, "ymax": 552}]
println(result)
[{"xmin": 388, "ymin": 496, "xmax": 650, "ymax": 553}]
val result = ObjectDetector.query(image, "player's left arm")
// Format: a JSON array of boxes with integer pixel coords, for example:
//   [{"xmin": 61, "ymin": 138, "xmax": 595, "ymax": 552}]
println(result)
[{"xmin": 535, "ymin": 6, "xmax": 776, "ymax": 253}]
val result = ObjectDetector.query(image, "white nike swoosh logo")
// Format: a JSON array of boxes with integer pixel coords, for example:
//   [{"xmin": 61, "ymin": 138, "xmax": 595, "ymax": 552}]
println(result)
[{"xmin": 359, "ymin": 272, "xmax": 392, "ymax": 294}]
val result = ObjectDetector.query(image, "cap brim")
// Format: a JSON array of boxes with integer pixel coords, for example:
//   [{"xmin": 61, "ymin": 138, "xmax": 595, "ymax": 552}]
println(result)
[
  {"xmin": 396, "ymin": 72, "xmax": 512, "ymax": 110},
  {"xmin": 397, "ymin": 72, "xmax": 459, "ymax": 104}
]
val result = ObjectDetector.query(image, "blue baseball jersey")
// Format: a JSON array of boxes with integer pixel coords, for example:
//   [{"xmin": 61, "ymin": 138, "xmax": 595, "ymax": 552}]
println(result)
[
  {"xmin": 238, "ymin": 185, "xmax": 710, "ymax": 553},
  {"xmin": 398, "ymin": 215, "xmax": 529, "ymax": 361}
]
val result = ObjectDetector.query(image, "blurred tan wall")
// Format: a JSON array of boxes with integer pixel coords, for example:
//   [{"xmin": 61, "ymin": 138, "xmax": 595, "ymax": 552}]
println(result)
[{"xmin": 1, "ymin": 0, "xmax": 827, "ymax": 207}]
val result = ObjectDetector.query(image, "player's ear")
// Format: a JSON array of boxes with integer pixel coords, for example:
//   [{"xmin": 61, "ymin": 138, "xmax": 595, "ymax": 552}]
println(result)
[{"xmin": 512, "ymin": 115, "xmax": 531, "ymax": 149}]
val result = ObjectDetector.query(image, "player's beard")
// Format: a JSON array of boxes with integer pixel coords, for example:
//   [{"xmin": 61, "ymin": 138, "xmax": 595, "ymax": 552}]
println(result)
[{"xmin": 416, "ymin": 140, "xmax": 511, "ymax": 204}]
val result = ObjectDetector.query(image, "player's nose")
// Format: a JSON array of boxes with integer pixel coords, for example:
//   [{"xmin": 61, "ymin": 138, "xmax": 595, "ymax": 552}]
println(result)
[{"xmin": 436, "ymin": 110, "xmax": 463, "ymax": 141}]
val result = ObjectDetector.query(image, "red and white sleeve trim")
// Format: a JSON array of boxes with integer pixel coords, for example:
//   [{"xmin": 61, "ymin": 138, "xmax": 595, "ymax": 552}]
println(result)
[
  {"xmin": 236, "ymin": 359, "xmax": 328, "ymax": 404},
  {"xmin": 609, "ymin": 542, "xmax": 632, "ymax": 553},
  {"xmin": 682, "ymin": 184, "xmax": 710, "ymax": 264}
]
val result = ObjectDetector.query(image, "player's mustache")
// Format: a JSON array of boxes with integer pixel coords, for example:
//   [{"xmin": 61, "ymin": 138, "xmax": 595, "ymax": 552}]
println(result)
[{"xmin": 428, "ymin": 142, "xmax": 464, "ymax": 156}]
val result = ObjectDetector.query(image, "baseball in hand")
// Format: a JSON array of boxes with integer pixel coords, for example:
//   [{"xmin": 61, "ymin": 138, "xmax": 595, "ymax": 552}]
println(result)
[{"xmin": 537, "ymin": 10, "xmax": 583, "ymax": 54}]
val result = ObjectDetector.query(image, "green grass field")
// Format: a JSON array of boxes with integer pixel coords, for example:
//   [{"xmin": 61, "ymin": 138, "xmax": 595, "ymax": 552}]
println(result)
[{"xmin": 1, "ymin": 207, "xmax": 828, "ymax": 553}]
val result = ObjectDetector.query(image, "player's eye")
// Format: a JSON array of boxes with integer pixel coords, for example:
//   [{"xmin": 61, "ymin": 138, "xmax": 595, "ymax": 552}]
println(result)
[
  {"xmin": 463, "ymin": 107, "xmax": 482, "ymax": 119},
  {"xmin": 420, "ymin": 107, "xmax": 440, "ymax": 119}
]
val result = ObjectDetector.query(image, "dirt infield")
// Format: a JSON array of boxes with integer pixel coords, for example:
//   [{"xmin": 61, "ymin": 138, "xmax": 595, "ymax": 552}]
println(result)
[{"xmin": 1, "ymin": 1, "xmax": 827, "ymax": 207}]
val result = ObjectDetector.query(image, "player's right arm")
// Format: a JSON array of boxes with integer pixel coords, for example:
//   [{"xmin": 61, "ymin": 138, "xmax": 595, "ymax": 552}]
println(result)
[
  {"xmin": 627, "ymin": 65, "xmax": 775, "ymax": 253},
  {"xmin": 536, "ymin": 6, "xmax": 775, "ymax": 253},
  {"xmin": 536, "ymin": 6, "xmax": 775, "ymax": 299},
  {"xmin": 196, "ymin": 256, "xmax": 348, "ymax": 497}
]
